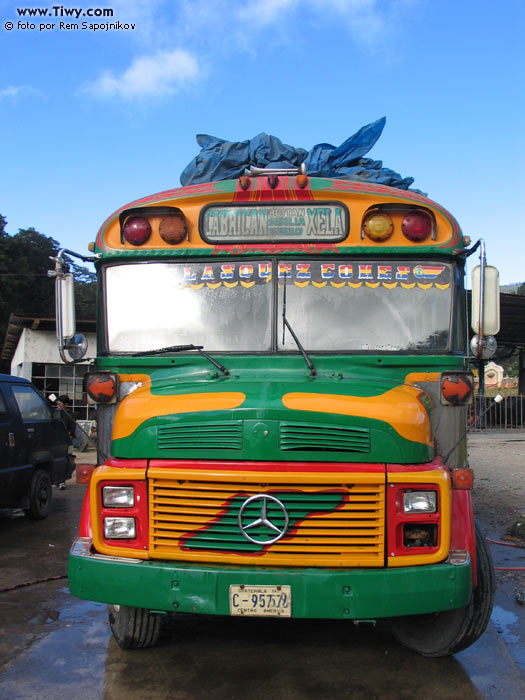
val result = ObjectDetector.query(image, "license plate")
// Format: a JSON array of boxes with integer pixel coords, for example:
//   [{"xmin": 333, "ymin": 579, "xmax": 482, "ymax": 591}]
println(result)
[{"xmin": 229, "ymin": 585, "xmax": 291, "ymax": 617}]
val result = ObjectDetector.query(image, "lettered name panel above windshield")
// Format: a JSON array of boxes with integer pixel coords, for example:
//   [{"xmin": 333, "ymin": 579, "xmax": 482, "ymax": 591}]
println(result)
[{"xmin": 104, "ymin": 261, "xmax": 453, "ymax": 354}]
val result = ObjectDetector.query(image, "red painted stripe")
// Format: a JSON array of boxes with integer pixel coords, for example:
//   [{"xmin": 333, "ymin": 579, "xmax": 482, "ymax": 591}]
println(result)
[
  {"xmin": 387, "ymin": 458, "xmax": 445, "ymax": 473},
  {"xmin": 148, "ymin": 459, "xmax": 385, "ymax": 473}
]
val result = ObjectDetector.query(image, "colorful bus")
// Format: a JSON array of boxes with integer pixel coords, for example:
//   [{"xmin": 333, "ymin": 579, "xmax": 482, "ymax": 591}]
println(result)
[{"xmin": 54, "ymin": 167, "xmax": 500, "ymax": 656}]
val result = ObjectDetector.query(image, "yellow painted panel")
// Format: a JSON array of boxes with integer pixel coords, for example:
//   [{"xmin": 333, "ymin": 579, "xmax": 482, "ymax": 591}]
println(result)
[
  {"xmin": 113, "ymin": 387, "xmax": 246, "ymax": 440},
  {"xmin": 282, "ymin": 388, "xmax": 432, "ymax": 446}
]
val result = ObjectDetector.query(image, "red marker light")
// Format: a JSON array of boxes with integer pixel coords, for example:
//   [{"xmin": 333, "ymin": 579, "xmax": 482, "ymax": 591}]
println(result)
[
  {"xmin": 401, "ymin": 211, "xmax": 432, "ymax": 242},
  {"xmin": 122, "ymin": 216, "xmax": 151, "ymax": 246}
]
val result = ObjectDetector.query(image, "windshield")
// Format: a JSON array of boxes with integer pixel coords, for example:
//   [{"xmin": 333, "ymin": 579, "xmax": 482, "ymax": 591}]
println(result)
[
  {"xmin": 105, "ymin": 260, "xmax": 453, "ymax": 354},
  {"xmin": 105, "ymin": 262, "xmax": 272, "ymax": 352},
  {"xmin": 278, "ymin": 261, "xmax": 453, "ymax": 352}
]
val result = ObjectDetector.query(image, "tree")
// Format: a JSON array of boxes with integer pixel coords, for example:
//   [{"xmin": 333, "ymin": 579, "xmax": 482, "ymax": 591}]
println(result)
[{"xmin": 0, "ymin": 215, "xmax": 96, "ymax": 354}]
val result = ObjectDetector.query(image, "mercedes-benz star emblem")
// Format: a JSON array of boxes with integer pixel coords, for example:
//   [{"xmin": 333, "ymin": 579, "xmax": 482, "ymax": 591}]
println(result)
[{"xmin": 238, "ymin": 494, "xmax": 289, "ymax": 545}]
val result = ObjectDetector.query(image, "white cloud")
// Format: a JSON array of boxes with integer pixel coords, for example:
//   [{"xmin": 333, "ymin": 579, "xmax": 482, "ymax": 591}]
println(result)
[
  {"xmin": 235, "ymin": 0, "xmax": 298, "ymax": 26},
  {"xmin": 86, "ymin": 49, "xmax": 200, "ymax": 99},
  {"xmin": 0, "ymin": 85, "xmax": 38, "ymax": 99}
]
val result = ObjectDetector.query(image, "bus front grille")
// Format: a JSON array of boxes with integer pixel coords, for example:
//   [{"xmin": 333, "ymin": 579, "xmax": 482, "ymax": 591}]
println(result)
[{"xmin": 148, "ymin": 472, "xmax": 385, "ymax": 567}]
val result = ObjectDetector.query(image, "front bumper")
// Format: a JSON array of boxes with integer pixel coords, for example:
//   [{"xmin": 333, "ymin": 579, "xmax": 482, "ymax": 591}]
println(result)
[{"xmin": 69, "ymin": 538, "xmax": 472, "ymax": 619}]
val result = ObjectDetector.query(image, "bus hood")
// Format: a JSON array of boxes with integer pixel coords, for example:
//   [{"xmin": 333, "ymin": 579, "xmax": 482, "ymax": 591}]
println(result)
[{"xmin": 111, "ymin": 372, "xmax": 433, "ymax": 464}]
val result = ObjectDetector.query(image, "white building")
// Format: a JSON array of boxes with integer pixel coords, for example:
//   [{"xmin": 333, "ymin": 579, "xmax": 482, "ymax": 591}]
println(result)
[{"xmin": 2, "ymin": 315, "xmax": 96, "ymax": 420}]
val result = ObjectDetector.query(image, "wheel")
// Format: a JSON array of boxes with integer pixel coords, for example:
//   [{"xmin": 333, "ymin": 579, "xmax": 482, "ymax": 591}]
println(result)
[
  {"xmin": 389, "ymin": 522, "xmax": 495, "ymax": 657},
  {"xmin": 108, "ymin": 604, "xmax": 162, "ymax": 649},
  {"xmin": 26, "ymin": 469, "xmax": 52, "ymax": 520}
]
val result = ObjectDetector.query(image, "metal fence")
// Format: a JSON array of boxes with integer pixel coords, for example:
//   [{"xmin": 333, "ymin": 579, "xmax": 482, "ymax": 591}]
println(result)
[{"xmin": 468, "ymin": 394, "xmax": 525, "ymax": 430}]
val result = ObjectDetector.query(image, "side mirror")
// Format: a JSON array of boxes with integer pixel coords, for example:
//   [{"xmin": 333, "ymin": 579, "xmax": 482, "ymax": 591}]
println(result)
[
  {"xmin": 55, "ymin": 273, "xmax": 87, "ymax": 362},
  {"xmin": 56, "ymin": 273, "xmax": 76, "ymax": 341},
  {"xmin": 471, "ymin": 265, "xmax": 500, "ymax": 335}
]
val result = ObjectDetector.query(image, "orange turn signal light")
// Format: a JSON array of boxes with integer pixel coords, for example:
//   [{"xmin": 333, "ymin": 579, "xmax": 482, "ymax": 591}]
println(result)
[
  {"xmin": 452, "ymin": 468, "xmax": 474, "ymax": 490},
  {"xmin": 159, "ymin": 213, "xmax": 187, "ymax": 245},
  {"xmin": 85, "ymin": 372, "xmax": 118, "ymax": 404},
  {"xmin": 76, "ymin": 463, "xmax": 95, "ymax": 484},
  {"xmin": 363, "ymin": 212, "xmax": 393, "ymax": 241},
  {"xmin": 441, "ymin": 373, "xmax": 473, "ymax": 405}
]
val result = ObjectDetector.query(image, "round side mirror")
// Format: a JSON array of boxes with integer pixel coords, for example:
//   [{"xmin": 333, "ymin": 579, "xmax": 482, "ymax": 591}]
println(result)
[
  {"xmin": 66, "ymin": 333, "xmax": 88, "ymax": 361},
  {"xmin": 470, "ymin": 334, "xmax": 497, "ymax": 360}
]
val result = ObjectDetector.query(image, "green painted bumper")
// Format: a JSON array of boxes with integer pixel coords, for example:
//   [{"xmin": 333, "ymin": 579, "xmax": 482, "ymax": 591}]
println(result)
[{"xmin": 69, "ymin": 538, "xmax": 472, "ymax": 619}]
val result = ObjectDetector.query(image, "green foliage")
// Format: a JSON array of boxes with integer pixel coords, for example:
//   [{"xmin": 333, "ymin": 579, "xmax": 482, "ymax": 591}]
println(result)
[{"xmin": 0, "ymin": 215, "xmax": 96, "ymax": 350}]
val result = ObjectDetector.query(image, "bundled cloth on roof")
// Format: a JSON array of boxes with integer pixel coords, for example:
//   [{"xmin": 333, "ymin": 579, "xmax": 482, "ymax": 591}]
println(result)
[{"xmin": 180, "ymin": 117, "xmax": 420, "ymax": 192}]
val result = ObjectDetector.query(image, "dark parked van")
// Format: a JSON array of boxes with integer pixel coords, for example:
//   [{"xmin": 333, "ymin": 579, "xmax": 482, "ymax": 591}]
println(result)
[{"xmin": 0, "ymin": 374, "xmax": 74, "ymax": 518}]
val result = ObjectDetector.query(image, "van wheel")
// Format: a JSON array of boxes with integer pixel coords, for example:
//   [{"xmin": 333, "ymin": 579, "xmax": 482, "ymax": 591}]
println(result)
[
  {"xmin": 108, "ymin": 604, "xmax": 162, "ymax": 649},
  {"xmin": 26, "ymin": 469, "xmax": 52, "ymax": 520},
  {"xmin": 389, "ymin": 522, "xmax": 495, "ymax": 657}
]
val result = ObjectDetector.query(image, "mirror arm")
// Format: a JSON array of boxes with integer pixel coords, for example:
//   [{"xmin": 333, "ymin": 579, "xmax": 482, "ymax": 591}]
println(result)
[{"xmin": 476, "ymin": 239, "xmax": 486, "ymax": 360}]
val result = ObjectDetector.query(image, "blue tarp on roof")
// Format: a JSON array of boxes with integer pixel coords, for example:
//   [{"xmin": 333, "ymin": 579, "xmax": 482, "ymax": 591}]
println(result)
[{"xmin": 180, "ymin": 117, "xmax": 420, "ymax": 192}]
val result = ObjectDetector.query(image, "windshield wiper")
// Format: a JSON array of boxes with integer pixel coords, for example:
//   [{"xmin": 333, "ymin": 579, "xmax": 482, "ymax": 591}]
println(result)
[
  {"xmin": 282, "ymin": 276, "xmax": 316, "ymax": 376},
  {"xmin": 134, "ymin": 344, "xmax": 229, "ymax": 375}
]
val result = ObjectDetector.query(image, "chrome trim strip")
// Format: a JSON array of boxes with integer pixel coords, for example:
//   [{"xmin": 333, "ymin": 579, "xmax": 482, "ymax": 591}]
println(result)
[{"xmin": 70, "ymin": 537, "xmax": 142, "ymax": 564}]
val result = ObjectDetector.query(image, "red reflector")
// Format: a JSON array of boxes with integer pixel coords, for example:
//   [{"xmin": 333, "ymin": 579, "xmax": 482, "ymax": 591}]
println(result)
[
  {"xmin": 452, "ymin": 469, "xmax": 473, "ymax": 490},
  {"xmin": 122, "ymin": 216, "xmax": 151, "ymax": 246},
  {"xmin": 401, "ymin": 211, "xmax": 432, "ymax": 241},
  {"xmin": 76, "ymin": 464, "xmax": 95, "ymax": 484},
  {"xmin": 159, "ymin": 214, "xmax": 187, "ymax": 244},
  {"xmin": 86, "ymin": 373, "xmax": 118, "ymax": 404}
]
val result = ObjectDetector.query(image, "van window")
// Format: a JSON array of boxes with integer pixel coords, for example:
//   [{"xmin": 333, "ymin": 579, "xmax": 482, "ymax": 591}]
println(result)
[
  {"xmin": 0, "ymin": 391, "xmax": 8, "ymax": 419},
  {"xmin": 12, "ymin": 385, "xmax": 51, "ymax": 421}
]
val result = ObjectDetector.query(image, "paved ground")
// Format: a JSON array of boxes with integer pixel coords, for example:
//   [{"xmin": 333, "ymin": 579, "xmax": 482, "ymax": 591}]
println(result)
[{"xmin": 0, "ymin": 437, "xmax": 523, "ymax": 699}]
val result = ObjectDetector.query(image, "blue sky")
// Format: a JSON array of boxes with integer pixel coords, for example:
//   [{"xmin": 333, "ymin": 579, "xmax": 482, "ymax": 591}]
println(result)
[{"xmin": 1, "ymin": 0, "xmax": 524, "ymax": 283}]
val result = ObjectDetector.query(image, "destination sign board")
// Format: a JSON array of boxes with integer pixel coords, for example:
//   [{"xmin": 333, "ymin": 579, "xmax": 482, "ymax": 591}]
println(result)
[{"xmin": 200, "ymin": 203, "xmax": 348, "ymax": 243}]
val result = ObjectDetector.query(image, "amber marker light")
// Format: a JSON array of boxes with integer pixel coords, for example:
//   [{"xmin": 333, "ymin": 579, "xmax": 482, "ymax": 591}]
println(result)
[
  {"xmin": 159, "ymin": 212, "xmax": 187, "ymax": 244},
  {"xmin": 452, "ymin": 468, "xmax": 474, "ymax": 490},
  {"xmin": 86, "ymin": 372, "xmax": 118, "ymax": 404},
  {"xmin": 363, "ymin": 212, "xmax": 393, "ymax": 241},
  {"xmin": 122, "ymin": 216, "xmax": 151, "ymax": 246},
  {"xmin": 401, "ymin": 210, "xmax": 432, "ymax": 242},
  {"xmin": 297, "ymin": 173, "xmax": 308, "ymax": 189},
  {"xmin": 239, "ymin": 176, "xmax": 250, "ymax": 190}
]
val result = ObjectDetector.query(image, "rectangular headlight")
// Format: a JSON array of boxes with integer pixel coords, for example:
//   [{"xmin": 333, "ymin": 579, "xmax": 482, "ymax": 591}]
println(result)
[
  {"xmin": 403, "ymin": 491, "xmax": 437, "ymax": 514},
  {"xmin": 102, "ymin": 485, "xmax": 135, "ymax": 508},
  {"xmin": 104, "ymin": 517, "xmax": 136, "ymax": 539}
]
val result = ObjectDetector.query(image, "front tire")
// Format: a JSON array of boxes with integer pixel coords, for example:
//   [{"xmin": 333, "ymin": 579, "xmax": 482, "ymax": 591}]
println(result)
[
  {"xmin": 26, "ymin": 469, "xmax": 52, "ymax": 520},
  {"xmin": 389, "ymin": 522, "xmax": 495, "ymax": 657},
  {"xmin": 108, "ymin": 604, "xmax": 162, "ymax": 649}
]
